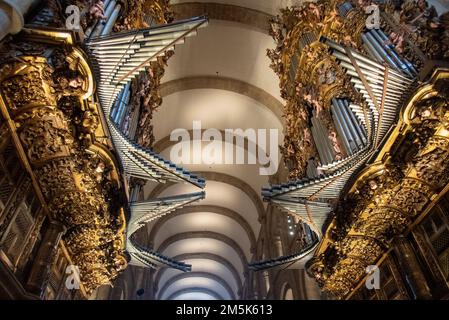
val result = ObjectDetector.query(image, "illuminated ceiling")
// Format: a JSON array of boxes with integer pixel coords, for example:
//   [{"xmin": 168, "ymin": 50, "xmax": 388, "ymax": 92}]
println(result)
[{"xmin": 141, "ymin": 0, "xmax": 305, "ymax": 300}]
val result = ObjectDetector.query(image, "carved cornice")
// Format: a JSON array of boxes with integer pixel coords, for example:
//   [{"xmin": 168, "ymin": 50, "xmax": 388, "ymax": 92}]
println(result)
[
  {"xmin": 0, "ymin": 29, "xmax": 128, "ymax": 294},
  {"xmin": 308, "ymin": 68, "xmax": 449, "ymax": 299}
]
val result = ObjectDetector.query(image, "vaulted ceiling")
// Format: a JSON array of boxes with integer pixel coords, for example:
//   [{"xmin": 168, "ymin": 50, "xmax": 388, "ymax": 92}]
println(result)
[{"xmin": 142, "ymin": 0, "xmax": 305, "ymax": 300}]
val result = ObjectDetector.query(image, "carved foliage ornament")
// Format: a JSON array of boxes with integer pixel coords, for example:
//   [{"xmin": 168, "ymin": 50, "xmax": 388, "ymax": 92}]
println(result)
[
  {"xmin": 310, "ymin": 86, "xmax": 449, "ymax": 298},
  {"xmin": 268, "ymin": 1, "xmax": 365, "ymax": 179},
  {"xmin": 0, "ymin": 42, "xmax": 127, "ymax": 294}
]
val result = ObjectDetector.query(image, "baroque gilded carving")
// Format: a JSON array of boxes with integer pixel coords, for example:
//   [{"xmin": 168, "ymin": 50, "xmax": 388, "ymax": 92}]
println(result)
[
  {"xmin": 0, "ymin": 35, "xmax": 127, "ymax": 295},
  {"xmin": 27, "ymin": 0, "xmax": 111, "ymax": 34},
  {"xmin": 380, "ymin": 0, "xmax": 449, "ymax": 69},
  {"xmin": 109, "ymin": 1, "xmax": 174, "ymax": 148},
  {"xmin": 133, "ymin": 51, "xmax": 174, "ymax": 148},
  {"xmin": 18, "ymin": 109, "xmax": 74, "ymax": 165},
  {"xmin": 268, "ymin": 1, "xmax": 366, "ymax": 179},
  {"xmin": 309, "ymin": 70, "xmax": 449, "ymax": 299},
  {"xmin": 114, "ymin": 0, "xmax": 174, "ymax": 31}
]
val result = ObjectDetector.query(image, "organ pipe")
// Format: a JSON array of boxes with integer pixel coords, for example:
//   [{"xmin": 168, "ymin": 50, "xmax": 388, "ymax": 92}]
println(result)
[
  {"xmin": 337, "ymin": 99, "xmax": 363, "ymax": 150},
  {"xmin": 332, "ymin": 99, "xmax": 356, "ymax": 155},
  {"xmin": 311, "ymin": 119, "xmax": 329, "ymax": 165},
  {"xmin": 101, "ymin": 4, "xmax": 122, "ymax": 36},
  {"xmin": 343, "ymin": 99, "xmax": 367, "ymax": 144},
  {"xmin": 313, "ymin": 115, "xmax": 335, "ymax": 164}
]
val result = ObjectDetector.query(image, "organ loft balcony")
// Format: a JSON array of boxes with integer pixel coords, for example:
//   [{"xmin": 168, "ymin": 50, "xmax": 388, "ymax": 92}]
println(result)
[{"xmin": 0, "ymin": 0, "xmax": 448, "ymax": 304}]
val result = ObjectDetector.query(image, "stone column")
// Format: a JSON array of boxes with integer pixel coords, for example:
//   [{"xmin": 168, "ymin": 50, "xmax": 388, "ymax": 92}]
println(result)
[
  {"xmin": 393, "ymin": 235, "xmax": 433, "ymax": 300},
  {"xmin": 274, "ymin": 235, "xmax": 283, "ymax": 257},
  {"xmin": 26, "ymin": 220, "xmax": 66, "ymax": 297}
]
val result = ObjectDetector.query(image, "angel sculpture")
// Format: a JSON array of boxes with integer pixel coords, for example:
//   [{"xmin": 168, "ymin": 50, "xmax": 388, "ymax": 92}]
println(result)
[
  {"xmin": 389, "ymin": 32, "xmax": 405, "ymax": 53},
  {"xmin": 308, "ymin": 3, "xmax": 322, "ymax": 21},
  {"xmin": 89, "ymin": 0, "xmax": 107, "ymax": 21}
]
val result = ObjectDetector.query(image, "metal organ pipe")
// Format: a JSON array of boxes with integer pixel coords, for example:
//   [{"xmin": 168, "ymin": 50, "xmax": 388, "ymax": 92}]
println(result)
[
  {"xmin": 101, "ymin": 4, "xmax": 122, "ymax": 36},
  {"xmin": 338, "ymin": 60, "xmax": 410, "ymax": 89},
  {"xmin": 337, "ymin": 99, "xmax": 363, "ymax": 152},
  {"xmin": 361, "ymin": 34, "xmax": 385, "ymax": 63},
  {"xmin": 338, "ymin": 2, "xmax": 353, "ymax": 17},
  {"xmin": 103, "ymin": 0, "xmax": 117, "ymax": 24},
  {"xmin": 117, "ymin": 84, "xmax": 131, "ymax": 125},
  {"xmin": 332, "ymin": 109, "xmax": 352, "ymax": 157},
  {"xmin": 128, "ymin": 104, "xmax": 140, "ymax": 140},
  {"xmin": 364, "ymin": 31, "xmax": 400, "ymax": 69},
  {"xmin": 306, "ymin": 158, "xmax": 319, "ymax": 178},
  {"xmin": 370, "ymin": 29, "xmax": 413, "ymax": 77},
  {"xmin": 370, "ymin": 29, "xmax": 404, "ymax": 67},
  {"xmin": 331, "ymin": 99, "xmax": 353, "ymax": 156},
  {"xmin": 110, "ymin": 87, "xmax": 126, "ymax": 119},
  {"xmin": 89, "ymin": 0, "xmax": 117, "ymax": 38},
  {"xmin": 345, "ymin": 68, "xmax": 409, "ymax": 90},
  {"xmin": 85, "ymin": 0, "xmax": 112, "ymax": 38},
  {"xmin": 360, "ymin": 28, "xmax": 417, "ymax": 77},
  {"xmin": 104, "ymin": 0, "xmax": 112, "ymax": 10},
  {"xmin": 113, "ymin": 82, "xmax": 130, "ymax": 124},
  {"xmin": 311, "ymin": 116, "xmax": 334, "ymax": 165},
  {"xmin": 331, "ymin": 99, "xmax": 356, "ymax": 155},
  {"xmin": 372, "ymin": 30, "xmax": 405, "ymax": 67},
  {"xmin": 375, "ymin": 29, "xmax": 417, "ymax": 76},
  {"xmin": 343, "ymin": 100, "xmax": 367, "ymax": 144},
  {"xmin": 335, "ymin": 53, "xmax": 384, "ymax": 75},
  {"xmin": 311, "ymin": 118, "xmax": 328, "ymax": 165},
  {"xmin": 326, "ymin": 40, "xmax": 412, "ymax": 83},
  {"xmin": 311, "ymin": 125, "xmax": 326, "ymax": 166},
  {"xmin": 337, "ymin": 99, "xmax": 363, "ymax": 150},
  {"xmin": 317, "ymin": 115, "xmax": 336, "ymax": 163},
  {"xmin": 119, "ymin": 92, "xmax": 132, "ymax": 129}
]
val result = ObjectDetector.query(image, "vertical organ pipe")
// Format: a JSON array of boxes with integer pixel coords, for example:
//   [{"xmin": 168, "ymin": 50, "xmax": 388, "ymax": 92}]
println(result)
[
  {"xmin": 110, "ymin": 87, "xmax": 126, "ymax": 119},
  {"xmin": 311, "ymin": 120, "xmax": 327, "ymax": 165},
  {"xmin": 103, "ymin": 0, "xmax": 112, "ymax": 12},
  {"xmin": 376, "ymin": 29, "xmax": 417, "ymax": 76},
  {"xmin": 337, "ymin": 99, "xmax": 363, "ymax": 149},
  {"xmin": 85, "ymin": 0, "xmax": 113, "ymax": 38},
  {"xmin": 343, "ymin": 100, "xmax": 367, "ymax": 143},
  {"xmin": 116, "ymin": 85, "xmax": 131, "ymax": 125},
  {"xmin": 91, "ymin": 0, "xmax": 117, "ymax": 38},
  {"xmin": 119, "ymin": 89, "xmax": 131, "ymax": 128},
  {"xmin": 113, "ymin": 83, "xmax": 130, "ymax": 123},
  {"xmin": 373, "ymin": 29, "xmax": 404, "ymax": 67},
  {"xmin": 370, "ymin": 29, "xmax": 410, "ymax": 75},
  {"xmin": 315, "ymin": 116, "xmax": 335, "ymax": 163},
  {"xmin": 331, "ymin": 101, "xmax": 352, "ymax": 155},
  {"xmin": 101, "ymin": 4, "xmax": 122, "ymax": 36},
  {"xmin": 311, "ymin": 118, "xmax": 331, "ymax": 164},
  {"xmin": 103, "ymin": 0, "xmax": 117, "ymax": 23},
  {"xmin": 332, "ymin": 99, "xmax": 356, "ymax": 154},
  {"xmin": 364, "ymin": 31, "xmax": 400, "ymax": 69},
  {"xmin": 317, "ymin": 116, "xmax": 336, "ymax": 162},
  {"xmin": 361, "ymin": 33, "xmax": 385, "ymax": 64},
  {"xmin": 128, "ymin": 104, "xmax": 140, "ymax": 140},
  {"xmin": 306, "ymin": 158, "xmax": 319, "ymax": 178},
  {"xmin": 335, "ymin": 100, "xmax": 358, "ymax": 154}
]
